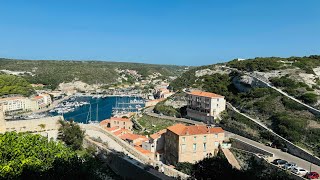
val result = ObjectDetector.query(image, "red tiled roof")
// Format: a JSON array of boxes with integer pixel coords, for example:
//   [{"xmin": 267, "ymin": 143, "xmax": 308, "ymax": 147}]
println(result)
[
  {"xmin": 120, "ymin": 133, "xmax": 147, "ymax": 141},
  {"xmin": 113, "ymin": 129, "xmax": 131, "ymax": 136},
  {"xmin": 34, "ymin": 96, "xmax": 44, "ymax": 99},
  {"xmin": 135, "ymin": 146, "xmax": 152, "ymax": 154},
  {"xmin": 150, "ymin": 129, "xmax": 167, "ymax": 140},
  {"xmin": 167, "ymin": 124, "xmax": 224, "ymax": 136},
  {"xmin": 104, "ymin": 126, "xmax": 120, "ymax": 132},
  {"xmin": 100, "ymin": 119, "xmax": 110, "ymax": 126},
  {"xmin": 188, "ymin": 91, "xmax": 223, "ymax": 98}
]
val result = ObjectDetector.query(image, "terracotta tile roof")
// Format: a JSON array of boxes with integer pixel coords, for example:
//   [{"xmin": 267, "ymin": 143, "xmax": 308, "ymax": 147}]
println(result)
[
  {"xmin": 113, "ymin": 129, "xmax": 131, "ymax": 136},
  {"xmin": 188, "ymin": 91, "xmax": 224, "ymax": 98},
  {"xmin": 34, "ymin": 96, "xmax": 44, "ymax": 99},
  {"xmin": 150, "ymin": 129, "xmax": 167, "ymax": 140},
  {"xmin": 100, "ymin": 119, "xmax": 110, "ymax": 126},
  {"xmin": 104, "ymin": 126, "xmax": 120, "ymax": 132},
  {"xmin": 110, "ymin": 117, "xmax": 131, "ymax": 122},
  {"xmin": 120, "ymin": 133, "xmax": 147, "ymax": 141},
  {"xmin": 167, "ymin": 124, "xmax": 224, "ymax": 136},
  {"xmin": 134, "ymin": 146, "xmax": 152, "ymax": 154}
]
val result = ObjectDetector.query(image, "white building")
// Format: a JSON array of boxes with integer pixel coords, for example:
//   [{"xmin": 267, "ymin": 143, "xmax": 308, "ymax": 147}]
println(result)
[
  {"xmin": 186, "ymin": 91, "xmax": 226, "ymax": 123},
  {"xmin": 142, "ymin": 129, "xmax": 166, "ymax": 161}
]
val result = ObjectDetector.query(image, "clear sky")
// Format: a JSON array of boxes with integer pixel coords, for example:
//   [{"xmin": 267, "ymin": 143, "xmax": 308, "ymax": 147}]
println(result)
[{"xmin": 0, "ymin": 0, "xmax": 319, "ymax": 66}]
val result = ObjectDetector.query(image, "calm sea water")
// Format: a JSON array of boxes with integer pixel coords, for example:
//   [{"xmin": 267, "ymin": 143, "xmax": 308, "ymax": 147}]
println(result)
[{"xmin": 50, "ymin": 96, "xmax": 144, "ymax": 123}]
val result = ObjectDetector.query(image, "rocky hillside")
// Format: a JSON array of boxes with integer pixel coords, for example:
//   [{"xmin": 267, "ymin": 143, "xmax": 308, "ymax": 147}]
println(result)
[
  {"xmin": 170, "ymin": 55, "xmax": 320, "ymax": 156},
  {"xmin": 0, "ymin": 58, "xmax": 188, "ymax": 89}
]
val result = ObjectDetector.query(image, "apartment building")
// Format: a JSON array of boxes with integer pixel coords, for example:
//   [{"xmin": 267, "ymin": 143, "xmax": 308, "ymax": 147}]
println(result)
[
  {"xmin": 186, "ymin": 90, "xmax": 226, "ymax": 123},
  {"xmin": 164, "ymin": 124, "xmax": 225, "ymax": 165}
]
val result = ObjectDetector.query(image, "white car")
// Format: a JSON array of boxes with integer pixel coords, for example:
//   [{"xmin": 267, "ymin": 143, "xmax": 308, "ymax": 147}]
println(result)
[
  {"xmin": 283, "ymin": 162, "xmax": 296, "ymax": 170},
  {"xmin": 291, "ymin": 167, "xmax": 309, "ymax": 176}
]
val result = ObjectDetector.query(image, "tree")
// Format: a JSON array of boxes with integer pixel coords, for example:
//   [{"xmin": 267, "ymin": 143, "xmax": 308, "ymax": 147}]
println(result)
[{"xmin": 57, "ymin": 119, "xmax": 85, "ymax": 150}]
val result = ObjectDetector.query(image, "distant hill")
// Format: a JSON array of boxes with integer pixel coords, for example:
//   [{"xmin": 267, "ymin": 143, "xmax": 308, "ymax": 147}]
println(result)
[
  {"xmin": 0, "ymin": 58, "xmax": 188, "ymax": 89},
  {"xmin": 170, "ymin": 55, "xmax": 320, "ymax": 156}
]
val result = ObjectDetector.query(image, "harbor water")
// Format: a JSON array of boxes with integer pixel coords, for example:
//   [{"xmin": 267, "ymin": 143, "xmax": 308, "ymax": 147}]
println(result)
[{"xmin": 49, "ymin": 96, "xmax": 145, "ymax": 123}]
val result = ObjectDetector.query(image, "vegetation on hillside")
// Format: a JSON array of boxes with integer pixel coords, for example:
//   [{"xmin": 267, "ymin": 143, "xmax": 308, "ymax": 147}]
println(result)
[
  {"xmin": 0, "ymin": 74, "xmax": 35, "ymax": 97},
  {"xmin": 0, "ymin": 132, "xmax": 118, "ymax": 179},
  {"xmin": 136, "ymin": 115, "xmax": 177, "ymax": 135},
  {"xmin": 170, "ymin": 60, "xmax": 320, "ymax": 156},
  {"xmin": 175, "ymin": 150, "xmax": 292, "ymax": 180},
  {"xmin": 227, "ymin": 55, "xmax": 320, "ymax": 73},
  {"xmin": 0, "ymin": 58, "xmax": 187, "ymax": 89}
]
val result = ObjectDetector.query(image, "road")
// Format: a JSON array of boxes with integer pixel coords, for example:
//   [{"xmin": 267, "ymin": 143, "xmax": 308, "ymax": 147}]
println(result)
[
  {"xmin": 144, "ymin": 106, "xmax": 204, "ymax": 125},
  {"xmin": 144, "ymin": 106, "xmax": 320, "ymax": 173},
  {"xmin": 232, "ymin": 134, "xmax": 320, "ymax": 173}
]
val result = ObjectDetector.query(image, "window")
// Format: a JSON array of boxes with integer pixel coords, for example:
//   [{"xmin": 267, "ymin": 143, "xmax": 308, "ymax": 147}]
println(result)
[
  {"xmin": 214, "ymin": 142, "xmax": 219, "ymax": 147},
  {"xmin": 214, "ymin": 134, "xmax": 218, "ymax": 138},
  {"xmin": 194, "ymin": 136, "xmax": 197, "ymax": 141},
  {"xmin": 203, "ymin": 143, "xmax": 207, "ymax": 151},
  {"xmin": 193, "ymin": 143, "xmax": 197, "ymax": 152},
  {"xmin": 123, "ymin": 122, "xmax": 125, "ymax": 125},
  {"xmin": 181, "ymin": 144, "xmax": 186, "ymax": 153},
  {"xmin": 182, "ymin": 137, "xmax": 186, "ymax": 143},
  {"xmin": 203, "ymin": 136, "xmax": 207, "ymax": 141}
]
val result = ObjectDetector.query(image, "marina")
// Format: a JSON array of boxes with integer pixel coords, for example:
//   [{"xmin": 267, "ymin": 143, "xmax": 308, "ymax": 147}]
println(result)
[{"xmin": 48, "ymin": 95, "xmax": 145, "ymax": 124}]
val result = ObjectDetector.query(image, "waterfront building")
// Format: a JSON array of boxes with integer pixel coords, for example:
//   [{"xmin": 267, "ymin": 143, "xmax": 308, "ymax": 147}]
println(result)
[
  {"xmin": 39, "ymin": 93, "xmax": 52, "ymax": 105},
  {"xmin": 186, "ymin": 90, "xmax": 226, "ymax": 123},
  {"xmin": 0, "ymin": 97, "xmax": 39, "ymax": 114},
  {"xmin": 164, "ymin": 124, "xmax": 225, "ymax": 165}
]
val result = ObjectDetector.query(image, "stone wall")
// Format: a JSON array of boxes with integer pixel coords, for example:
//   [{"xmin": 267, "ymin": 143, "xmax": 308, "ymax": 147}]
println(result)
[
  {"xmin": 2, "ymin": 116, "xmax": 63, "ymax": 133},
  {"xmin": 84, "ymin": 138, "xmax": 164, "ymax": 180},
  {"xmin": 83, "ymin": 125, "xmax": 189, "ymax": 179}
]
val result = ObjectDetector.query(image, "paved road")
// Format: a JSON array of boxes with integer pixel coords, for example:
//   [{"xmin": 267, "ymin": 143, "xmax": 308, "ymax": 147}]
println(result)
[
  {"xmin": 232, "ymin": 134, "xmax": 320, "ymax": 173},
  {"xmin": 144, "ymin": 106, "xmax": 204, "ymax": 125}
]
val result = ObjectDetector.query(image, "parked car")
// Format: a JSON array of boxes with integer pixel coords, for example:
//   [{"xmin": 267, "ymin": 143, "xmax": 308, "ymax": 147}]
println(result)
[
  {"xmin": 291, "ymin": 167, "xmax": 309, "ymax": 176},
  {"xmin": 305, "ymin": 172, "xmax": 319, "ymax": 179},
  {"xmin": 272, "ymin": 159, "xmax": 288, "ymax": 166},
  {"xmin": 283, "ymin": 162, "xmax": 296, "ymax": 170},
  {"xmin": 281, "ymin": 148, "xmax": 288, "ymax": 152}
]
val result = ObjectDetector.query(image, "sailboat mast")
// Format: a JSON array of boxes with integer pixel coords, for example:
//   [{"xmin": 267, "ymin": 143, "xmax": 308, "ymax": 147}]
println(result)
[{"xmin": 96, "ymin": 104, "xmax": 99, "ymax": 121}]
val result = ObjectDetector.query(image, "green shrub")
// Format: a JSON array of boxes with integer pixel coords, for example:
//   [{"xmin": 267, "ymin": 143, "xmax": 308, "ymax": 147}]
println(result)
[{"xmin": 300, "ymin": 93, "xmax": 318, "ymax": 104}]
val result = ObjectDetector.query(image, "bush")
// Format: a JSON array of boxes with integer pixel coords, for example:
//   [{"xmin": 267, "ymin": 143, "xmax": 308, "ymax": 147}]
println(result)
[{"xmin": 300, "ymin": 93, "xmax": 318, "ymax": 104}]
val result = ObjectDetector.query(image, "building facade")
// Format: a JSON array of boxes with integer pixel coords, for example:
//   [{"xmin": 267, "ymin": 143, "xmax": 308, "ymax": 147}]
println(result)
[
  {"xmin": 100, "ymin": 117, "xmax": 133, "ymax": 131},
  {"xmin": 142, "ymin": 129, "xmax": 166, "ymax": 161},
  {"xmin": 164, "ymin": 124, "xmax": 225, "ymax": 165},
  {"xmin": 186, "ymin": 91, "xmax": 226, "ymax": 123}
]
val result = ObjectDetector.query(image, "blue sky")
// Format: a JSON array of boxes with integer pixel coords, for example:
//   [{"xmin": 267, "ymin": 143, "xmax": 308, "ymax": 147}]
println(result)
[{"xmin": 0, "ymin": 0, "xmax": 319, "ymax": 66}]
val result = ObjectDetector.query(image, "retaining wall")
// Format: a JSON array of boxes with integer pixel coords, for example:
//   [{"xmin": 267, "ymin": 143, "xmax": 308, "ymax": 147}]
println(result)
[
  {"xmin": 84, "ymin": 138, "xmax": 164, "ymax": 180},
  {"xmin": 83, "ymin": 125, "xmax": 189, "ymax": 179},
  {"xmin": 231, "ymin": 138, "xmax": 274, "ymax": 157}
]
